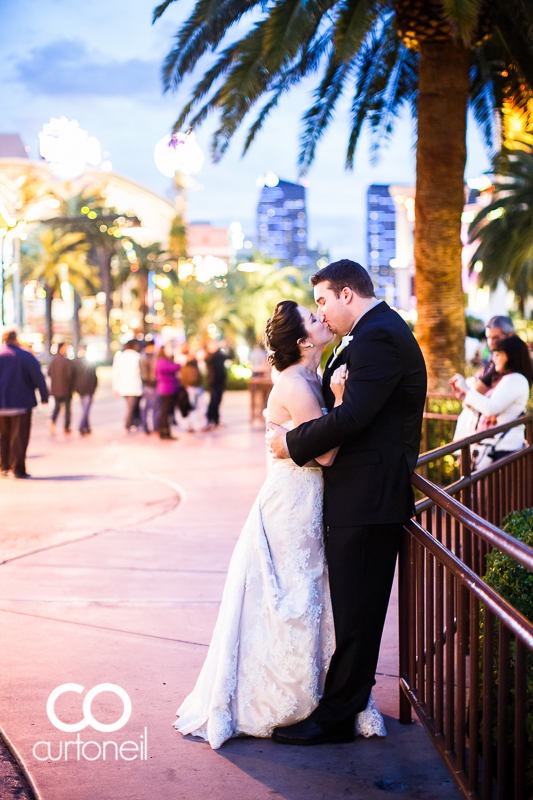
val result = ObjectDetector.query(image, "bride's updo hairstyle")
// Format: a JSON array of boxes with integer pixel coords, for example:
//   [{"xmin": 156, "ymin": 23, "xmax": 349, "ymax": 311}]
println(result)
[{"xmin": 264, "ymin": 300, "xmax": 307, "ymax": 372}]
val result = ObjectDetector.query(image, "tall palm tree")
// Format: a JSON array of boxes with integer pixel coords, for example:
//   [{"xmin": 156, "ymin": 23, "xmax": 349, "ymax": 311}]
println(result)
[
  {"xmin": 115, "ymin": 241, "xmax": 169, "ymax": 334},
  {"xmin": 21, "ymin": 227, "xmax": 100, "ymax": 354},
  {"xmin": 469, "ymin": 138, "xmax": 533, "ymax": 315},
  {"xmin": 154, "ymin": 0, "xmax": 533, "ymax": 390}
]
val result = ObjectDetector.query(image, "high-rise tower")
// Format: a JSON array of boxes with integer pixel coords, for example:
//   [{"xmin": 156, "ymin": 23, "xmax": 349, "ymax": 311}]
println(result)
[{"xmin": 257, "ymin": 174, "xmax": 309, "ymax": 267}]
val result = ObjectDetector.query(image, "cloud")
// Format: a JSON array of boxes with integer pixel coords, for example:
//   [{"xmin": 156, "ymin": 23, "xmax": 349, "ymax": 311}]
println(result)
[{"xmin": 16, "ymin": 39, "xmax": 161, "ymax": 97}]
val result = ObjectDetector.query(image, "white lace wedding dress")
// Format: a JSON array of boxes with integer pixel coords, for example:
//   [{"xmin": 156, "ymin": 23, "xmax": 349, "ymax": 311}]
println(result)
[{"xmin": 174, "ymin": 419, "xmax": 386, "ymax": 749}]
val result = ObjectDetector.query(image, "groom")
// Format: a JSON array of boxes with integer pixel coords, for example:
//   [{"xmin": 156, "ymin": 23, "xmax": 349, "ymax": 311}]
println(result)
[{"xmin": 267, "ymin": 259, "xmax": 427, "ymax": 745}]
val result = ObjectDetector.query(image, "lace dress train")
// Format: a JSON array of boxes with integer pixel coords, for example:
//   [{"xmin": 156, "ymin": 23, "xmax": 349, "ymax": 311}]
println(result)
[{"xmin": 174, "ymin": 448, "xmax": 386, "ymax": 749}]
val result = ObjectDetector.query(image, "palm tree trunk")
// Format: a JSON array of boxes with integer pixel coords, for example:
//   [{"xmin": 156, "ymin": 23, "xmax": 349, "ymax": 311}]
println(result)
[
  {"xmin": 73, "ymin": 292, "xmax": 81, "ymax": 353},
  {"xmin": 45, "ymin": 285, "xmax": 53, "ymax": 356},
  {"xmin": 139, "ymin": 272, "xmax": 149, "ymax": 336},
  {"xmin": 414, "ymin": 39, "xmax": 469, "ymax": 392},
  {"xmin": 97, "ymin": 247, "xmax": 113, "ymax": 363}
]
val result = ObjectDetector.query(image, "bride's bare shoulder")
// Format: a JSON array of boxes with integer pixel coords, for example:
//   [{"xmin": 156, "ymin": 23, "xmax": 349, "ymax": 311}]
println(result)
[
  {"xmin": 272, "ymin": 366, "xmax": 306, "ymax": 390},
  {"xmin": 270, "ymin": 368, "xmax": 313, "ymax": 406}
]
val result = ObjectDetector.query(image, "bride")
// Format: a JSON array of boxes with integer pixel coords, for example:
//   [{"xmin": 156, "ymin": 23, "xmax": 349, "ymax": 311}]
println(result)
[{"xmin": 174, "ymin": 300, "xmax": 385, "ymax": 748}]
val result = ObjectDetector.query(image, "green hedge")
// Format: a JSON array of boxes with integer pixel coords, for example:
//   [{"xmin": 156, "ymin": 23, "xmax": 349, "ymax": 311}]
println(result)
[{"xmin": 480, "ymin": 509, "xmax": 533, "ymax": 793}]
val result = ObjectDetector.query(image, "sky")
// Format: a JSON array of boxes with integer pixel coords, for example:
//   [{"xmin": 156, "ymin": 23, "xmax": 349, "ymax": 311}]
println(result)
[{"xmin": 0, "ymin": 0, "xmax": 491, "ymax": 262}]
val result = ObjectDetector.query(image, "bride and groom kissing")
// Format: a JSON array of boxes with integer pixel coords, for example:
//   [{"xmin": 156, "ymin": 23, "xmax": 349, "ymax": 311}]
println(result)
[{"xmin": 174, "ymin": 259, "xmax": 427, "ymax": 749}]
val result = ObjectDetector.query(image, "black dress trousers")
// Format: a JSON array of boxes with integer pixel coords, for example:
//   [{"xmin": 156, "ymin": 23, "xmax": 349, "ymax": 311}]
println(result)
[{"xmin": 309, "ymin": 521, "xmax": 403, "ymax": 732}]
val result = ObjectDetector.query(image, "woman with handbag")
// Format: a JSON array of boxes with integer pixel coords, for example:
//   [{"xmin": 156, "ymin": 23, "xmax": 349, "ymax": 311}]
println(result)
[{"xmin": 452, "ymin": 335, "xmax": 532, "ymax": 470}]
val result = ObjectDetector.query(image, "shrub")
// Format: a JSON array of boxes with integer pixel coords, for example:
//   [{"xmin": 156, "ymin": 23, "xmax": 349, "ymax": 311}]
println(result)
[{"xmin": 480, "ymin": 509, "xmax": 533, "ymax": 793}]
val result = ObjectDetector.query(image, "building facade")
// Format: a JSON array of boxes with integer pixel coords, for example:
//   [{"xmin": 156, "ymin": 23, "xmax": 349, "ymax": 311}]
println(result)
[
  {"xmin": 366, "ymin": 185, "xmax": 398, "ymax": 306},
  {"xmin": 256, "ymin": 175, "xmax": 309, "ymax": 267}
]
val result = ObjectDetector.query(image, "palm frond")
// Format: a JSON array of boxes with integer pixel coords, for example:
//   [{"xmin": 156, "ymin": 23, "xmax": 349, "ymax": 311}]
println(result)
[
  {"xmin": 243, "ymin": 31, "xmax": 332, "ymax": 153},
  {"xmin": 469, "ymin": 47, "xmax": 498, "ymax": 154},
  {"xmin": 162, "ymin": 0, "xmax": 262, "ymax": 90},
  {"xmin": 298, "ymin": 54, "xmax": 353, "ymax": 170},
  {"xmin": 153, "ymin": 0, "xmax": 177, "ymax": 22},
  {"xmin": 494, "ymin": 5, "xmax": 533, "ymax": 96},
  {"xmin": 172, "ymin": 44, "xmax": 240, "ymax": 131},
  {"xmin": 441, "ymin": 0, "xmax": 483, "ymax": 46},
  {"xmin": 345, "ymin": 16, "xmax": 415, "ymax": 167},
  {"xmin": 469, "ymin": 142, "xmax": 533, "ymax": 297}
]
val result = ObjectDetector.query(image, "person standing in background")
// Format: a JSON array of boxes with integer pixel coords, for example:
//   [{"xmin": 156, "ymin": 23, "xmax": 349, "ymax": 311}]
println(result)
[
  {"xmin": 179, "ymin": 353, "xmax": 207, "ymax": 432},
  {"xmin": 112, "ymin": 340, "xmax": 143, "ymax": 432},
  {"xmin": 48, "ymin": 342, "xmax": 74, "ymax": 436},
  {"xmin": 0, "ymin": 329, "xmax": 49, "ymax": 478},
  {"xmin": 140, "ymin": 341, "xmax": 159, "ymax": 435},
  {"xmin": 73, "ymin": 346, "xmax": 98, "ymax": 436},
  {"xmin": 156, "ymin": 345, "xmax": 180, "ymax": 440},
  {"xmin": 204, "ymin": 341, "xmax": 227, "ymax": 431}
]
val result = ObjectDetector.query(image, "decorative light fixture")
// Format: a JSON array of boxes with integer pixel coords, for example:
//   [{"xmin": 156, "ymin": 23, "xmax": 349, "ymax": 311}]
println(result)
[
  {"xmin": 154, "ymin": 131, "xmax": 204, "ymax": 178},
  {"xmin": 39, "ymin": 117, "xmax": 101, "ymax": 180}
]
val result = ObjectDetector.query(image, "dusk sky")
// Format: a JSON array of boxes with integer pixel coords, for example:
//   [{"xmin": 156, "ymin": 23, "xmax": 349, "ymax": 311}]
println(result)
[{"xmin": 0, "ymin": 0, "xmax": 491, "ymax": 262}]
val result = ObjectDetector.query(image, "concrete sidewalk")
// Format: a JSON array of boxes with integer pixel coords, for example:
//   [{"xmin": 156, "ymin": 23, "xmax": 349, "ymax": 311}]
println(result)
[{"xmin": 0, "ymin": 382, "xmax": 459, "ymax": 800}]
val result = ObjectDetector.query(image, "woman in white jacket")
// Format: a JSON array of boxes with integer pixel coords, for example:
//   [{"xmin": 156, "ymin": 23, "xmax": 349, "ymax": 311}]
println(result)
[
  {"xmin": 452, "ymin": 335, "xmax": 532, "ymax": 470},
  {"xmin": 112, "ymin": 340, "xmax": 143, "ymax": 431}
]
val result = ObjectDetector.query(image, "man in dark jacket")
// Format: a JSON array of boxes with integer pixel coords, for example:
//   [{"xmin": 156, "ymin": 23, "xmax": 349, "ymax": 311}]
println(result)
[
  {"xmin": 0, "ymin": 329, "xmax": 49, "ymax": 478},
  {"xmin": 73, "ymin": 346, "xmax": 98, "ymax": 435},
  {"xmin": 139, "ymin": 341, "xmax": 158, "ymax": 435},
  {"xmin": 204, "ymin": 341, "xmax": 227, "ymax": 430},
  {"xmin": 48, "ymin": 342, "xmax": 74, "ymax": 435},
  {"xmin": 267, "ymin": 260, "xmax": 427, "ymax": 746}
]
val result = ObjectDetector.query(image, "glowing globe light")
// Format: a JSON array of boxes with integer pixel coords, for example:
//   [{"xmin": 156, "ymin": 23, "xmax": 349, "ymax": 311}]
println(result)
[
  {"xmin": 39, "ymin": 117, "xmax": 101, "ymax": 180},
  {"xmin": 264, "ymin": 171, "xmax": 279, "ymax": 188},
  {"xmin": 237, "ymin": 262, "xmax": 261, "ymax": 273},
  {"xmin": 154, "ymin": 132, "xmax": 204, "ymax": 178},
  {"xmin": 195, "ymin": 255, "xmax": 228, "ymax": 283}
]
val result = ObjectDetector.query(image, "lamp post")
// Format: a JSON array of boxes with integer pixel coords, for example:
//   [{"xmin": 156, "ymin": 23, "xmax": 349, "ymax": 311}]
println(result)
[
  {"xmin": 154, "ymin": 131, "xmax": 204, "ymax": 257},
  {"xmin": 153, "ymin": 132, "xmax": 204, "ymax": 330}
]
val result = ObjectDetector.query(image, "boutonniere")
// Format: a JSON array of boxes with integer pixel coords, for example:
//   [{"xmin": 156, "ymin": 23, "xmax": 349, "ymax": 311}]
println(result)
[{"xmin": 331, "ymin": 335, "xmax": 353, "ymax": 364}]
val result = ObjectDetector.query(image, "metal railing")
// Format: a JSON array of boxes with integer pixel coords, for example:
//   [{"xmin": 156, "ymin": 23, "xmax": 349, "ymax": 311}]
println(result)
[
  {"xmin": 420, "ymin": 393, "xmax": 461, "ymax": 486},
  {"xmin": 399, "ymin": 415, "xmax": 533, "ymax": 799},
  {"xmin": 416, "ymin": 415, "xmax": 533, "ymax": 573}
]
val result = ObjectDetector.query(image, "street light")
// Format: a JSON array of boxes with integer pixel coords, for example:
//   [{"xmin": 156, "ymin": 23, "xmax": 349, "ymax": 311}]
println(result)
[
  {"xmin": 154, "ymin": 132, "xmax": 204, "ymax": 178},
  {"xmin": 39, "ymin": 117, "xmax": 102, "ymax": 181}
]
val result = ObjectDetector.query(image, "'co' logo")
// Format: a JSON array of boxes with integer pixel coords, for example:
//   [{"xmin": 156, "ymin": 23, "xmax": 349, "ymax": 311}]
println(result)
[{"xmin": 46, "ymin": 684, "xmax": 132, "ymax": 733}]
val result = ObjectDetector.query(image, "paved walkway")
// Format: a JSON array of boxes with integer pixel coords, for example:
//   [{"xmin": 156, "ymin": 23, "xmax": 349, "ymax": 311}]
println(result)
[{"xmin": 0, "ymin": 375, "xmax": 459, "ymax": 800}]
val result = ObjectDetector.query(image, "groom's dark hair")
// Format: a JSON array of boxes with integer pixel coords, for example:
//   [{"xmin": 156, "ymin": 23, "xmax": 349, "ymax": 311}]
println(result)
[{"xmin": 310, "ymin": 259, "xmax": 375, "ymax": 299}]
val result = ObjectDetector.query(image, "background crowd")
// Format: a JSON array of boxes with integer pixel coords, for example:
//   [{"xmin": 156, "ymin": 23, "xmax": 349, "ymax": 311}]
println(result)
[
  {"xmin": 0, "ymin": 313, "xmax": 531, "ymax": 481},
  {"xmin": 0, "ymin": 327, "xmax": 236, "ymax": 479},
  {"xmin": 111, "ymin": 337, "xmax": 228, "ymax": 440}
]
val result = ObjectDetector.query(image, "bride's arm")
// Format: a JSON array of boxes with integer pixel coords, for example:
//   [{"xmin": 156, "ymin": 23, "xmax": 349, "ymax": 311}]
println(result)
[
  {"xmin": 314, "ymin": 366, "xmax": 346, "ymax": 466},
  {"xmin": 282, "ymin": 373, "xmax": 344, "ymax": 467}
]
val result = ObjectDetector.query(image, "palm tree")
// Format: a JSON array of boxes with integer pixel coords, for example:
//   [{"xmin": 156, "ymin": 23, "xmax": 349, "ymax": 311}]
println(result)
[
  {"xmin": 154, "ymin": 0, "xmax": 533, "ymax": 390},
  {"xmin": 225, "ymin": 264, "xmax": 313, "ymax": 344},
  {"xmin": 21, "ymin": 227, "xmax": 100, "ymax": 354},
  {"xmin": 115, "ymin": 240, "xmax": 177, "ymax": 334},
  {"xmin": 177, "ymin": 262, "xmax": 311, "ymax": 342},
  {"xmin": 51, "ymin": 190, "xmax": 131, "ymax": 359},
  {"xmin": 469, "ymin": 138, "xmax": 533, "ymax": 316}
]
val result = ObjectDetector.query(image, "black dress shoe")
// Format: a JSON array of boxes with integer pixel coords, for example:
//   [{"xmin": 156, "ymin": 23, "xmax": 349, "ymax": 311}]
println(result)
[{"xmin": 272, "ymin": 718, "xmax": 355, "ymax": 746}]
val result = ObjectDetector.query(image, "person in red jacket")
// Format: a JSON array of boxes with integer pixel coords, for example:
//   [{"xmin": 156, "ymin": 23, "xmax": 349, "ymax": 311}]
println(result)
[{"xmin": 156, "ymin": 346, "xmax": 180, "ymax": 440}]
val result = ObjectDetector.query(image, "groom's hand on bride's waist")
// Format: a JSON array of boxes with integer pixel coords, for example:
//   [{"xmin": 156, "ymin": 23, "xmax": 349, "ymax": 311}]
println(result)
[{"xmin": 266, "ymin": 422, "xmax": 290, "ymax": 459}]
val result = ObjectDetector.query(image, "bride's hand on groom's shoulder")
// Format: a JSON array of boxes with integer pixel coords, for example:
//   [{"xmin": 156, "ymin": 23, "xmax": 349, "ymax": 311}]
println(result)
[
  {"xmin": 330, "ymin": 365, "xmax": 348, "ymax": 403},
  {"xmin": 266, "ymin": 422, "xmax": 289, "ymax": 459}
]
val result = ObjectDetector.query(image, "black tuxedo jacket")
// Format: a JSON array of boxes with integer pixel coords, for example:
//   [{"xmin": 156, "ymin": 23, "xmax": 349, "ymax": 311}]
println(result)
[{"xmin": 286, "ymin": 302, "xmax": 427, "ymax": 527}]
